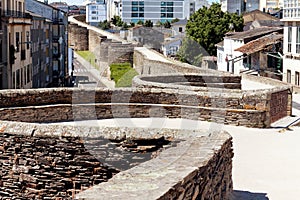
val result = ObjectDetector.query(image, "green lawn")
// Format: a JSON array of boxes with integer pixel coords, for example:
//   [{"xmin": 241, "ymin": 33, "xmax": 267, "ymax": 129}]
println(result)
[
  {"xmin": 110, "ymin": 63, "xmax": 138, "ymax": 87},
  {"xmin": 76, "ymin": 51, "xmax": 99, "ymax": 70}
]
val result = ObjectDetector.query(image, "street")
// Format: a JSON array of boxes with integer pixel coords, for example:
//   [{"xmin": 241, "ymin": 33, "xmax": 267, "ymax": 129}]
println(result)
[{"xmin": 72, "ymin": 57, "xmax": 107, "ymax": 88}]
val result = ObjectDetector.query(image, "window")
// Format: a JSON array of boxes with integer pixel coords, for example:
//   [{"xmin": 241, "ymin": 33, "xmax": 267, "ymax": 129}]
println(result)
[
  {"xmin": 288, "ymin": 27, "xmax": 292, "ymax": 53},
  {"xmin": 26, "ymin": 31, "xmax": 30, "ymax": 49},
  {"xmin": 21, "ymin": 67, "xmax": 23, "ymax": 87},
  {"xmin": 287, "ymin": 70, "xmax": 291, "ymax": 83},
  {"xmin": 16, "ymin": 69, "xmax": 20, "ymax": 89},
  {"xmin": 132, "ymin": 1, "xmax": 138, "ymax": 5},
  {"xmin": 16, "ymin": 32, "xmax": 20, "ymax": 52},
  {"xmin": 91, "ymin": 11, "xmax": 97, "ymax": 14},
  {"xmin": 132, "ymin": 13, "xmax": 138, "ymax": 17},
  {"xmin": 297, "ymin": 27, "xmax": 300, "ymax": 53},
  {"xmin": 12, "ymin": 72, "xmax": 15, "ymax": 89},
  {"xmin": 179, "ymin": 27, "xmax": 182, "ymax": 32},
  {"xmin": 167, "ymin": 13, "xmax": 173, "ymax": 18},
  {"xmin": 132, "ymin": 7, "xmax": 138, "ymax": 11},
  {"xmin": 27, "ymin": 65, "xmax": 30, "ymax": 83},
  {"xmin": 296, "ymin": 72, "xmax": 300, "ymax": 85}
]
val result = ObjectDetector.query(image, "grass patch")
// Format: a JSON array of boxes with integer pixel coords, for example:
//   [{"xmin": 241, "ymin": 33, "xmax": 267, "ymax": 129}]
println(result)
[
  {"xmin": 76, "ymin": 51, "xmax": 99, "ymax": 70},
  {"xmin": 110, "ymin": 63, "xmax": 138, "ymax": 87}
]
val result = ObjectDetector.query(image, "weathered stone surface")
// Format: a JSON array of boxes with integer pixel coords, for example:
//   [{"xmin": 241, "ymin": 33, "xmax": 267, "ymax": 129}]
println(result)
[{"xmin": 0, "ymin": 132, "xmax": 174, "ymax": 199}]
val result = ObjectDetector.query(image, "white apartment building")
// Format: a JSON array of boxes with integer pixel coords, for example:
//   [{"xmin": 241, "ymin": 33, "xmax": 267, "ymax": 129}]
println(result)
[
  {"xmin": 121, "ymin": 0, "xmax": 208, "ymax": 23},
  {"xmin": 282, "ymin": 0, "xmax": 300, "ymax": 85},
  {"xmin": 107, "ymin": 0, "xmax": 122, "ymax": 20},
  {"xmin": 86, "ymin": 0, "xmax": 107, "ymax": 26}
]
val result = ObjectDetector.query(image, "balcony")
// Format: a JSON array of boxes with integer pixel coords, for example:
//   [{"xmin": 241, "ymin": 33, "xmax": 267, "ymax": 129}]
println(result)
[{"xmin": 2, "ymin": 10, "xmax": 31, "ymax": 18}]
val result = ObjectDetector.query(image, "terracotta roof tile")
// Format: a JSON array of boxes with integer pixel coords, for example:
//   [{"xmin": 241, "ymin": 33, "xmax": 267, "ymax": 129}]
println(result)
[{"xmin": 235, "ymin": 33, "xmax": 283, "ymax": 54}]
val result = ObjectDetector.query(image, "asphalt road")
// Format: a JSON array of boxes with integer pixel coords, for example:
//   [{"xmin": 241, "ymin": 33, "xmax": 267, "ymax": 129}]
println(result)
[{"xmin": 72, "ymin": 57, "xmax": 107, "ymax": 88}]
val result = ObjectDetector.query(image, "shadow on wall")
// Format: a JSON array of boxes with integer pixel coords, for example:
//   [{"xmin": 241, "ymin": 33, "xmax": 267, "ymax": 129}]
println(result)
[{"xmin": 230, "ymin": 190, "xmax": 269, "ymax": 200}]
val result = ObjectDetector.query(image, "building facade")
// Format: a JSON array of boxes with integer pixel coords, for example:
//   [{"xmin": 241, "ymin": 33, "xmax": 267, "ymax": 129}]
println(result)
[
  {"xmin": 282, "ymin": 0, "xmax": 300, "ymax": 86},
  {"xmin": 30, "ymin": 13, "xmax": 52, "ymax": 88},
  {"xmin": 221, "ymin": 0, "xmax": 244, "ymax": 14},
  {"xmin": 86, "ymin": 0, "xmax": 107, "ymax": 26},
  {"xmin": 122, "ymin": 0, "xmax": 186, "ymax": 23},
  {"xmin": 1, "ymin": 0, "xmax": 32, "ymax": 89}
]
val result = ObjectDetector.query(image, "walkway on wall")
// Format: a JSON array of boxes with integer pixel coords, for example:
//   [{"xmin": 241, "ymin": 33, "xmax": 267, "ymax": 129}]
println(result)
[{"xmin": 68, "ymin": 15, "xmax": 129, "ymax": 44}]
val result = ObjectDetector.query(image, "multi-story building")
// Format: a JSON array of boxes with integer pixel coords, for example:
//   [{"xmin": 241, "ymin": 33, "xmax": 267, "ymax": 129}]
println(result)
[
  {"xmin": 260, "ymin": 0, "xmax": 283, "ymax": 11},
  {"xmin": 221, "ymin": 0, "xmax": 244, "ymax": 14},
  {"xmin": 122, "ymin": 0, "xmax": 187, "ymax": 23},
  {"xmin": 29, "ymin": 12, "xmax": 52, "ymax": 88},
  {"xmin": 26, "ymin": 0, "xmax": 69, "ymax": 87},
  {"xmin": 0, "ymin": 1, "xmax": 7, "ymax": 89},
  {"xmin": 1, "ymin": 0, "xmax": 32, "ymax": 89},
  {"xmin": 282, "ymin": 0, "xmax": 300, "ymax": 85},
  {"xmin": 86, "ymin": 0, "xmax": 107, "ymax": 26},
  {"xmin": 107, "ymin": 0, "xmax": 122, "ymax": 20}
]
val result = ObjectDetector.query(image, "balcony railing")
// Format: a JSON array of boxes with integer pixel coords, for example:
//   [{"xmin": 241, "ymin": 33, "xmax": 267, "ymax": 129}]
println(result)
[{"xmin": 2, "ymin": 10, "xmax": 31, "ymax": 18}]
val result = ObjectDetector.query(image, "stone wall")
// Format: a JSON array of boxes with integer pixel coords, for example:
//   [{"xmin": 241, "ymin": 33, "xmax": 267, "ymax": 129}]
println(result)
[
  {"xmin": 132, "ymin": 74, "xmax": 242, "ymax": 90},
  {"xmin": 68, "ymin": 23, "xmax": 88, "ymax": 51},
  {"xmin": 133, "ymin": 48, "xmax": 232, "ymax": 76},
  {"xmin": 0, "ymin": 133, "xmax": 119, "ymax": 199},
  {"xmin": 0, "ymin": 87, "xmax": 291, "ymax": 128},
  {"xmin": 76, "ymin": 131, "xmax": 233, "ymax": 200},
  {"xmin": 0, "ymin": 124, "xmax": 178, "ymax": 199}
]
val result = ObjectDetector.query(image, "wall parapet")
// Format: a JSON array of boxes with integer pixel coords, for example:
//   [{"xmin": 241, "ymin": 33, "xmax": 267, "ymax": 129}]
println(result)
[
  {"xmin": 0, "ymin": 86, "xmax": 291, "ymax": 128},
  {"xmin": 76, "ymin": 132, "xmax": 233, "ymax": 200}
]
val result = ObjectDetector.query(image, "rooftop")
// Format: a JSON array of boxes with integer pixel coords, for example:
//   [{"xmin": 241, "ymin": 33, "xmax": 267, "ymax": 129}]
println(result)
[
  {"xmin": 225, "ymin": 27, "xmax": 283, "ymax": 41},
  {"xmin": 235, "ymin": 33, "xmax": 283, "ymax": 54},
  {"xmin": 243, "ymin": 9, "xmax": 279, "ymax": 24}
]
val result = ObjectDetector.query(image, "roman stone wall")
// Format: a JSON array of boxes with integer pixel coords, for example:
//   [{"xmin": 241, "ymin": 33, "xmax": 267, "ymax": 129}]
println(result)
[
  {"xmin": 76, "ymin": 131, "xmax": 233, "ymax": 200},
  {"xmin": 0, "ymin": 121, "xmax": 233, "ymax": 200},
  {"xmin": 133, "ymin": 48, "xmax": 232, "ymax": 76},
  {"xmin": 68, "ymin": 23, "xmax": 88, "ymax": 51},
  {"xmin": 0, "ymin": 87, "xmax": 290, "ymax": 127},
  {"xmin": 132, "ymin": 74, "xmax": 242, "ymax": 90}
]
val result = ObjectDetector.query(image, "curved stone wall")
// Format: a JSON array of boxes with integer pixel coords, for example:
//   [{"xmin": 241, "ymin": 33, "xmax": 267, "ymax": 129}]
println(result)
[
  {"xmin": 0, "ymin": 88, "xmax": 288, "ymax": 127},
  {"xmin": 0, "ymin": 121, "xmax": 233, "ymax": 200},
  {"xmin": 0, "ymin": 86, "xmax": 291, "ymax": 127},
  {"xmin": 132, "ymin": 74, "xmax": 242, "ymax": 90}
]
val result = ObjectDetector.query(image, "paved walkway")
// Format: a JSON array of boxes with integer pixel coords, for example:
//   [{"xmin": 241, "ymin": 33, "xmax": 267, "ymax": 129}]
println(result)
[{"xmin": 59, "ymin": 93, "xmax": 300, "ymax": 200}]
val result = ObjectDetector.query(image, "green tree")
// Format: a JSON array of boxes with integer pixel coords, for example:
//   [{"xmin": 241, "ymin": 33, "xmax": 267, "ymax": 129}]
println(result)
[
  {"xmin": 137, "ymin": 20, "xmax": 144, "ymax": 25},
  {"xmin": 98, "ymin": 20, "xmax": 110, "ymax": 30},
  {"xmin": 130, "ymin": 22, "xmax": 135, "ymax": 27},
  {"xmin": 121, "ymin": 22, "xmax": 129, "ymax": 30},
  {"xmin": 155, "ymin": 20, "xmax": 163, "ymax": 27},
  {"xmin": 164, "ymin": 20, "xmax": 171, "ymax": 28},
  {"xmin": 112, "ymin": 15, "xmax": 122, "ymax": 26},
  {"xmin": 176, "ymin": 37, "xmax": 205, "ymax": 67},
  {"xmin": 144, "ymin": 20, "xmax": 153, "ymax": 27},
  {"xmin": 186, "ymin": 3, "xmax": 244, "ymax": 56}
]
